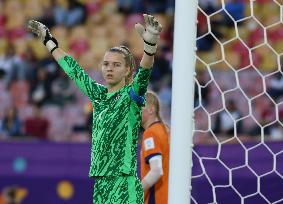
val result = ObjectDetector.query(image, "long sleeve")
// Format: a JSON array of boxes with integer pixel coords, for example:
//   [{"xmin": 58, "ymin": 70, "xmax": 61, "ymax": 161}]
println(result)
[
  {"xmin": 58, "ymin": 55, "xmax": 107, "ymax": 101},
  {"xmin": 129, "ymin": 66, "xmax": 152, "ymax": 106}
]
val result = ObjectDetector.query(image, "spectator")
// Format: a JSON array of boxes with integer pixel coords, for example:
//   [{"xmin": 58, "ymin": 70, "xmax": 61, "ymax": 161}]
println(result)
[
  {"xmin": 269, "ymin": 123, "xmax": 283, "ymax": 140},
  {"xmin": 53, "ymin": 0, "xmax": 86, "ymax": 27},
  {"xmin": 150, "ymin": 47, "xmax": 171, "ymax": 87},
  {"xmin": 158, "ymin": 77, "xmax": 172, "ymax": 107},
  {"xmin": 267, "ymin": 72, "xmax": 283, "ymax": 102},
  {"xmin": 117, "ymin": 0, "xmax": 143, "ymax": 14},
  {"xmin": 196, "ymin": 27, "xmax": 216, "ymax": 51},
  {"xmin": 30, "ymin": 68, "xmax": 52, "ymax": 106},
  {"xmin": 143, "ymin": 0, "xmax": 169, "ymax": 13},
  {"xmin": 68, "ymin": 26, "xmax": 90, "ymax": 58},
  {"xmin": 199, "ymin": 0, "xmax": 220, "ymax": 15},
  {"xmin": 23, "ymin": 104, "xmax": 49, "ymax": 139},
  {"xmin": 0, "ymin": 106, "xmax": 22, "ymax": 138},
  {"xmin": 0, "ymin": 43, "xmax": 23, "ymax": 85},
  {"xmin": 249, "ymin": 98, "xmax": 276, "ymax": 136},
  {"xmin": 50, "ymin": 69, "xmax": 76, "ymax": 106},
  {"xmin": 224, "ymin": 0, "xmax": 245, "ymax": 23},
  {"xmin": 20, "ymin": 46, "xmax": 39, "ymax": 82},
  {"xmin": 213, "ymin": 100, "xmax": 243, "ymax": 136}
]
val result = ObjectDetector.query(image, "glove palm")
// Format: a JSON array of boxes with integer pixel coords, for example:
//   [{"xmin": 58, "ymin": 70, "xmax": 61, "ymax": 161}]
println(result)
[
  {"xmin": 28, "ymin": 20, "xmax": 58, "ymax": 53},
  {"xmin": 135, "ymin": 14, "xmax": 162, "ymax": 56}
]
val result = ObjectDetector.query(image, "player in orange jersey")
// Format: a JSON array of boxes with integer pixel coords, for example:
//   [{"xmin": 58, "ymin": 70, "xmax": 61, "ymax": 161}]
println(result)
[{"xmin": 140, "ymin": 91, "xmax": 170, "ymax": 204}]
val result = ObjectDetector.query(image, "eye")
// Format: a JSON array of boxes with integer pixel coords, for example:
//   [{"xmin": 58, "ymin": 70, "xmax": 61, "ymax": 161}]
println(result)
[
  {"xmin": 102, "ymin": 62, "xmax": 108, "ymax": 66},
  {"xmin": 114, "ymin": 62, "xmax": 121, "ymax": 67}
]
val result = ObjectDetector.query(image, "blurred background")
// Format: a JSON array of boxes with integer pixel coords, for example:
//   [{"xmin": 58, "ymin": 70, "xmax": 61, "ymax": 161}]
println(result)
[
  {"xmin": 0, "ymin": 0, "xmax": 174, "ymax": 143},
  {"xmin": 194, "ymin": 0, "xmax": 283, "ymax": 145},
  {"xmin": 193, "ymin": 0, "xmax": 283, "ymax": 203},
  {"xmin": 0, "ymin": 0, "xmax": 174, "ymax": 203},
  {"xmin": 1, "ymin": 0, "xmax": 283, "ymax": 203}
]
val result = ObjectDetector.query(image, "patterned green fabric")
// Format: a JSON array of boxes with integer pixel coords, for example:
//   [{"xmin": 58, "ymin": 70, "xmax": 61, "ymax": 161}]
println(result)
[
  {"xmin": 58, "ymin": 55, "xmax": 151, "ymax": 177},
  {"xmin": 93, "ymin": 176, "xmax": 143, "ymax": 204}
]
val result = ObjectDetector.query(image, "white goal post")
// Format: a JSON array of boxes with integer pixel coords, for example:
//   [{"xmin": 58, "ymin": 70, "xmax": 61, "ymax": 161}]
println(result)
[{"xmin": 168, "ymin": 0, "xmax": 198, "ymax": 204}]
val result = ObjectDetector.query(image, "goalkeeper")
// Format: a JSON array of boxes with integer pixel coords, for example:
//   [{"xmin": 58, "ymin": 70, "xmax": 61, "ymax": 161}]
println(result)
[{"xmin": 28, "ymin": 14, "xmax": 162, "ymax": 204}]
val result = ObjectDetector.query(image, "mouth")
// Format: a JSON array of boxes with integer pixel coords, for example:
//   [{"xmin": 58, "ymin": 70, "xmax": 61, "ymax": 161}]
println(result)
[{"xmin": 106, "ymin": 74, "xmax": 113, "ymax": 79}]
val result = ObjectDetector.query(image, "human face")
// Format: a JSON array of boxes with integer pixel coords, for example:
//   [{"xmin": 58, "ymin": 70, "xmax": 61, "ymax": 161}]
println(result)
[{"xmin": 102, "ymin": 52, "xmax": 130, "ymax": 88}]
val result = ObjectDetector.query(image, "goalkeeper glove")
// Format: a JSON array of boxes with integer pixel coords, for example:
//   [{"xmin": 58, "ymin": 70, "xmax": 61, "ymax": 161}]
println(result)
[
  {"xmin": 28, "ymin": 20, "xmax": 58, "ymax": 54},
  {"xmin": 135, "ymin": 14, "xmax": 163, "ymax": 56}
]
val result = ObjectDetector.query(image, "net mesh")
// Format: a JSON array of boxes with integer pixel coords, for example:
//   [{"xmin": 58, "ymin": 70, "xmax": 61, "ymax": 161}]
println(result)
[{"xmin": 192, "ymin": 0, "xmax": 283, "ymax": 203}]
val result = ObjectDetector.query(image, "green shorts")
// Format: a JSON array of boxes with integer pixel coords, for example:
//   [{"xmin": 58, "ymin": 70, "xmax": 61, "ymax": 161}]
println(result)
[{"xmin": 93, "ymin": 175, "xmax": 144, "ymax": 204}]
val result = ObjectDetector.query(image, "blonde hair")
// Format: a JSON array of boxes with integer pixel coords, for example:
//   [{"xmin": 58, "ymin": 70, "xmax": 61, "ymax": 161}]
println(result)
[
  {"xmin": 146, "ymin": 91, "xmax": 170, "ymax": 133},
  {"xmin": 108, "ymin": 45, "xmax": 136, "ymax": 84},
  {"xmin": 146, "ymin": 91, "xmax": 162, "ymax": 121}
]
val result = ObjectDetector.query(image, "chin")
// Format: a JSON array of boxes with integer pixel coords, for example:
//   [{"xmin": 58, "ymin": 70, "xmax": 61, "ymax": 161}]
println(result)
[
  {"xmin": 107, "ymin": 81, "xmax": 116, "ymax": 86},
  {"xmin": 107, "ymin": 81, "xmax": 119, "ymax": 87},
  {"xmin": 106, "ymin": 79, "xmax": 115, "ymax": 85}
]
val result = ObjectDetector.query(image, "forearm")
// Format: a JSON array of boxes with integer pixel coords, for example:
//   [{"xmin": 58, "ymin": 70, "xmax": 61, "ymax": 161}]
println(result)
[
  {"xmin": 141, "ymin": 156, "xmax": 163, "ymax": 191},
  {"xmin": 142, "ymin": 169, "xmax": 163, "ymax": 191},
  {"xmin": 49, "ymin": 48, "xmax": 79, "ymax": 79},
  {"xmin": 52, "ymin": 48, "xmax": 68, "ymax": 61},
  {"xmin": 135, "ymin": 14, "xmax": 162, "ymax": 69},
  {"xmin": 27, "ymin": 20, "xmax": 104, "ymax": 100},
  {"xmin": 140, "ymin": 53, "xmax": 154, "ymax": 69}
]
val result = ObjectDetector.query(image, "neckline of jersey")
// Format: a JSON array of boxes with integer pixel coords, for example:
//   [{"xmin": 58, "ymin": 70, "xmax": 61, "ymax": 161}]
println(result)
[{"xmin": 106, "ymin": 85, "xmax": 129, "ymax": 97}]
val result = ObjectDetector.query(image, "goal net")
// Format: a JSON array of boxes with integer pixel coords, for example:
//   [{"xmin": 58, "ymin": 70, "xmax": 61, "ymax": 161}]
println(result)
[{"xmin": 192, "ymin": 0, "xmax": 283, "ymax": 203}]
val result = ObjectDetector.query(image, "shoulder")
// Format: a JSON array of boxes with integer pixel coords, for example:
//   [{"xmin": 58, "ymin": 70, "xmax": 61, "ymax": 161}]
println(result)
[
  {"xmin": 143, "ymin": 122, "xmax": 163, "ymax": 137},
  {"xmin": 144, "ymin": 122, "xmax": 170, "ymax": 141},
  {"xmin": 149, "ymin": 122, "xmax": 166, "ymax": 131},
  {"xmin": 122, "ymin": 85, "xmax": 145, "ymax": 106}
]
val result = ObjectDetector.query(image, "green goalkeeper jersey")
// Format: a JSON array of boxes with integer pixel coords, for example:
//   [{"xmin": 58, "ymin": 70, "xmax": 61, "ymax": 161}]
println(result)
[{"xmin": 58, "ymin": 55, "xmax": 151, "ymax": 177}]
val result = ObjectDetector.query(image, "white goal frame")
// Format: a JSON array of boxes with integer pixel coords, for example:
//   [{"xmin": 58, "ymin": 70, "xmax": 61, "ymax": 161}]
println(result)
[{"xmin": 168, "ymin": 0, "xmax": 198, "ymax": 204}]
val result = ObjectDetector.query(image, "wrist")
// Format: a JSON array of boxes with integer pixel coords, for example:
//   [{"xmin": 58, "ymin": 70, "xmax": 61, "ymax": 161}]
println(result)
[
  {"xmin": 141, "ymin": 179, "xmax": 150, "ymax": 191},
  {"xmin": 45, "ymin": 38, "xmax": 58, "ymax": 54},
  {"xmin": 144, "ymin": 40, "xmax": 157, "ymax": 56}
]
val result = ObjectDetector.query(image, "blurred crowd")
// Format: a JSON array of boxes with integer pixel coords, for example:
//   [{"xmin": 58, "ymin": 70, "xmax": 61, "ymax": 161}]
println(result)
[
  {"xmin": 194, "ymin": 0, "xmax": 283, "ymax": 144},
  {"xmin": 0, "ymin": 0, "xmax": 174, "ymax": 142},
  {"xmin": 2, "ymin": 0, "xmax": 283, "ymax": 144}
]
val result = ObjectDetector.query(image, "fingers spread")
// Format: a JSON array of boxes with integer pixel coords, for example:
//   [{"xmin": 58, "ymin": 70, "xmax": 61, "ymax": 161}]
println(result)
[
  {"xmin": 28, "ymin": 20, "xmax": 46, "ymax": 31},
  {"xmin": 143, "ymin": 14, "xmax": 150, "ymax": 27},
  {"xmin": 147, "ymin": 15, "xmax": 155, "ymax": 27},
  {"xmin": 29, "ymin": 20, "xmax": 38, "ymax": 28},
  {"xmin": 153, "ymin": 19, "xmax": 159, "ymax": 27},
  {"xmin": 143, "ymin": 14, "xmax": 162, "ymax": 33},
  {"xmin": 153, "ymin": 18, "xmax": 162, "ymax": 32},
  {"xmin": 27, "ymin": 25, "xmax": 38, "ymax": 35},
  {"xmin": 30, "ymin": 29, "xmax": 39, "ymax": 35},
  {"xmin": 157, "ymin": 24, "xmax": 162, "ymax": 33},
  {"xmin": 135, "ymin": 23, "xmax": 145, "ymax": 36}
]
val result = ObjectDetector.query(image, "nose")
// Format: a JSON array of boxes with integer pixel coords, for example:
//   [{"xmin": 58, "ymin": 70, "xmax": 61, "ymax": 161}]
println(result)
[{"xmin": 105, "ymin": 64, "xmax": 114, "ymax": 71}]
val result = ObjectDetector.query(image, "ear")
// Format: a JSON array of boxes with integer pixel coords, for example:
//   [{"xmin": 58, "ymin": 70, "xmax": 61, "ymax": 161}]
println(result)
[
  {"xmin": 126, "ymin": 66, "xmax": 131, "ymax": 76},
  {"xmin": 148, "ymin": 105, "xmax": 156, "ymax": 114}
]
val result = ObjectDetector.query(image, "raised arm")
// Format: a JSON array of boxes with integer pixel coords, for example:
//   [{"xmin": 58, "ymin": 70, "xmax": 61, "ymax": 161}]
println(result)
[
  {"xmin": 129, "ymin": 15, "xmax": 162, "ymax": 104},
  {"xmin": 135, "ymin": 14, "xmax": 162, "ymax": 69},
  {"xmin": 27, "ymin": 20, "xmax": 106, "ymax": 101}
]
